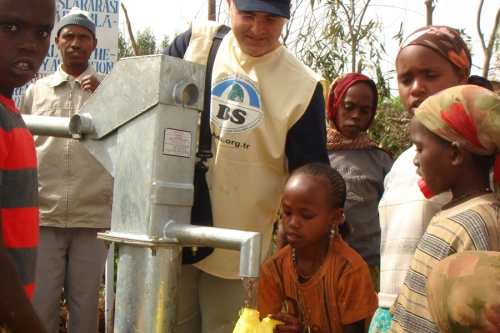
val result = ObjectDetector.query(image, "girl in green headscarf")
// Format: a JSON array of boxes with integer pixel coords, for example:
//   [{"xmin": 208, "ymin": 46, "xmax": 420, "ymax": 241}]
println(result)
[{"xmin": 391, "ymin": 84, "xmax": 500, "ymax": 333}]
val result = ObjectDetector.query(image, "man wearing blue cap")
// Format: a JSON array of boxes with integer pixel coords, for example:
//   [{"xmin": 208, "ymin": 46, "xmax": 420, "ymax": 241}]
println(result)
[
  {"xmin": 163, "ymin": 0, "xmax": 329, "ymax": 332},
  {"xmin": 20, "ymin": 7, "xmax": 112, "ymax": 333}
]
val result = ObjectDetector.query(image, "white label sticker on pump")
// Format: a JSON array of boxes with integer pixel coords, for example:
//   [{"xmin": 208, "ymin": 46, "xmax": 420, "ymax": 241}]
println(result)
[{"xmin": 163, "ymin": 128, "xmax": 192, "ymax": 158}]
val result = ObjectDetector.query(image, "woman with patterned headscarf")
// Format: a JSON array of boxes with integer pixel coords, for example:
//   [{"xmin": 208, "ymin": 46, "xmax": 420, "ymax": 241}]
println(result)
[
  {"xmin": 391, "ymin": 84, "xmax": 500, "ymax": 332},
  {"xmin": 370, "ymin": 26, "xmax": 472, "ymax": 333},
  {"xmin": 326, "ymin": 73, "xmax": 392, "ymax": 292}
]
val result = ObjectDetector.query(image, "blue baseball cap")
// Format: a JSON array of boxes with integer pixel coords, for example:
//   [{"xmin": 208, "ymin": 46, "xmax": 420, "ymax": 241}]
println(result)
[{"xmin": 233, "ymin": 0, "xmax": 291, "ymax": 19}]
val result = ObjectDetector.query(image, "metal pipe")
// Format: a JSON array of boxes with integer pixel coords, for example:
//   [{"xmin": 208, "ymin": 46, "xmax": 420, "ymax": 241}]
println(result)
[
  {"xmin": 163, "ymin": 221, "xmax": 262, "ymax": 278},
  {"xmin": 113, "ymin": 246, "xmax": 182, "ymax": 333},
  {"xmin": 22, "ymin": 114, "xmax": 72, "ymax": 138},
  {"xmin": 104, "ymin": 242, "xmax": 114, "ymax": 333}
]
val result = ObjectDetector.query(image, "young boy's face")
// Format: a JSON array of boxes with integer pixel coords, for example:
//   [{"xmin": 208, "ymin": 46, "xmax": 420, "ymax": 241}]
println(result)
[{"xmin": 0, "ymin": 0, "xmax": 55, "ymax": 97}]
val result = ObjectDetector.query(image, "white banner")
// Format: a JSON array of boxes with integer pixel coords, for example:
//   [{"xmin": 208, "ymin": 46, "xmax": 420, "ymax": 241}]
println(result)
[{"xmin": 13, "ymin": 0, "xmax": 120, "ymax": 107}]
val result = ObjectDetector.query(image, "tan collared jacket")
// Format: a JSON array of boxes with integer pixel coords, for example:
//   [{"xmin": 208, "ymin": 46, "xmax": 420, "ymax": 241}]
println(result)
[{"xmin": 20, "ymin": 65, "xmax": 113, "ymax": 229}]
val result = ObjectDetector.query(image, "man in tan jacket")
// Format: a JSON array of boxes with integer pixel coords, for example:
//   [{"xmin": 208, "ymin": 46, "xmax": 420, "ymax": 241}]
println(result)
[{"xmin": 20, "ymin": 8, "xmax": 113, "ymax": 333}]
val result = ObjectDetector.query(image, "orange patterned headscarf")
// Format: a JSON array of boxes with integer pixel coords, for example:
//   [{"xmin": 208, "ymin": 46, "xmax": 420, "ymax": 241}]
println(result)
[
  {"xmin": 398, "ymin": 25, "xmax": 471, "ymax": 73},
  {"xmin": 415, "ymin": 85, "xmax": 500, "ymax": 196}
]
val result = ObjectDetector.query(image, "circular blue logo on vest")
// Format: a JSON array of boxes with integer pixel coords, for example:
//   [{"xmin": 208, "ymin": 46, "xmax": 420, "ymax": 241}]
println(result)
[{"xmin": 211, "ymin": 74, "xmax": 263, "ymax": 134}]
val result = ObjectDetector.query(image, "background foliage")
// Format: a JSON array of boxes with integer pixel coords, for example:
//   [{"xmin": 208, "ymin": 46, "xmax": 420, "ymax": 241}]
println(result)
[{"xmin": 118, "ymin": 28, "xmax": 171, "ymax": 58}]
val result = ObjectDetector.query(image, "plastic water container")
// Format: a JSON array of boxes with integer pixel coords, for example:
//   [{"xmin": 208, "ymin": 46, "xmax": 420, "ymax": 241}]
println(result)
[
  {"xmin": 418, "ymin": 178, "xmax": 435, "ymax": 199},
  {"xmin": 233, "ymin": 308, "xmax": 284, "ymax": 333}
]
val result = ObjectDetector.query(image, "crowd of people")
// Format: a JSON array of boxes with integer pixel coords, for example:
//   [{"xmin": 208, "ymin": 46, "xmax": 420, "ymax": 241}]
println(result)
[{"xmin": 0, "ymin": 0, "xmax": 498, "ymax": 332}]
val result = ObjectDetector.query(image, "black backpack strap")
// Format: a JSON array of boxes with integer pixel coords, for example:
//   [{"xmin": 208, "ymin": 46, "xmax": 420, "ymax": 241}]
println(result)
[
  {"xmin": 183, "ymin": 25, "xmax": 231, "ymax": 265},
  {"xmin": 196, "ymin": 24, "xmax": 231, "ymax": 159}
]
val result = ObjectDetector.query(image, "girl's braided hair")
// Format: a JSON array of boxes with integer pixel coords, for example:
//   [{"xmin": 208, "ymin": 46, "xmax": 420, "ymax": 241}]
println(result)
[{"xmin": 291, "ymin": 163, "xmax": 353, "ymax": 239}]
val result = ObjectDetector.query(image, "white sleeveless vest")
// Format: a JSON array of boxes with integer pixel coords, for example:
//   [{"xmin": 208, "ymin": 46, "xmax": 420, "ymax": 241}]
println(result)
[{"xmin": 185, "ymin": 21, "xmax": 326, "ymax": 279}]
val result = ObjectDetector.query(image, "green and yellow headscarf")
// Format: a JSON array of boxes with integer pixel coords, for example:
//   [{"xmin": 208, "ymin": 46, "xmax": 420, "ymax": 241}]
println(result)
[
  {"xmin": 415, "ymin": 85, "xmax": 500, "ymax": 196},
  {"xmin": 426, "ymin": 250, "xmax": 500, "ymax": 333}
]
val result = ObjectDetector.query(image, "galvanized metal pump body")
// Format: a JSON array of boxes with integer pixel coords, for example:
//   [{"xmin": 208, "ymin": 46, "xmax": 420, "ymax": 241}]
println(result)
[{"xmin": 23, "ymin": 55, "xmax": 262, "ymax": 333}]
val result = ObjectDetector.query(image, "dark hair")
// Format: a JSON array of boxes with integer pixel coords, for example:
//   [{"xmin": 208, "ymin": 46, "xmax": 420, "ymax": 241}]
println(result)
[
  {"xmin": 471, "ymin": 153, "xmax": 496, "ymax": 174},
  {"xmin": 468, "ymin": 75, "xmax": 494, "ymax": 92},
  {"xmin": 290, "ymin": 163, "xmax": 353, "ymax": 239}
]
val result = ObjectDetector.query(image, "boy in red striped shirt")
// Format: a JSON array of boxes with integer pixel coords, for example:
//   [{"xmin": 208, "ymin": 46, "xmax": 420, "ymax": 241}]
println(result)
[{"xmin": 0, "ymin": 0, "xmax": 55, "ymax": 331}]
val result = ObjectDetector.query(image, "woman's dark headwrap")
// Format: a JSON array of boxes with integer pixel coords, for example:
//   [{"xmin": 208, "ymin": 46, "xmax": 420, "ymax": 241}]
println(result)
[{"xmin": 397, "ymin": 25, "xmax": 471, "ymax": 74}]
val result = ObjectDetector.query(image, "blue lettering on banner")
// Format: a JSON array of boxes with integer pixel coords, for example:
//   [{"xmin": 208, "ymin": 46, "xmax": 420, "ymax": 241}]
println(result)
[
  {"xmin": 55, "ymin": 10, "xmax": 115, "ymax": 28},
  {"xmin": 90, "ymin": 13, "xmax": 113, "ymax": 28},
  {"xmin": 92, "ymin": 48, "xmax": 110, "ymax": 61},
  {"xmin": 88, "ymin": 61, "xmax": 115, "ymax": 74},
  {"xmin": 50, "ymin": 59, "xmax": 61, "ymax": 71},
  {"xmin": 42, "ymin": 58, "xmax": 50, "ymax": 71},
  {"xmin": 57, "ymin": 0, "xmax": 119, "ymax": 13},
  {"xmin": 46, "ymin": 44, "xmax": 59, "ymax": 58},
  {"xmin": 13, "ymin": 84, "xmax": 31, "ymax": 105}
]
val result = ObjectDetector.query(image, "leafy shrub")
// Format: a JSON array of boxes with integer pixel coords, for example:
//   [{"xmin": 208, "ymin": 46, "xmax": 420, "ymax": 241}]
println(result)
[{"xmin": 368, "ymin": 96, "xmax": 411, "ymax": 160}]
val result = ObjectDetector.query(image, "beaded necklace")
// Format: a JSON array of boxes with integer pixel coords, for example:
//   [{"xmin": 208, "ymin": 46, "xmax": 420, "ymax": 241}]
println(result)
[
  {"xmin": 443, "ymin": 188, "xmax": 491, "ymax": 209},
  {"xmin": 292, "ymin": 242, "xmax": 330, "ymax": 327}
]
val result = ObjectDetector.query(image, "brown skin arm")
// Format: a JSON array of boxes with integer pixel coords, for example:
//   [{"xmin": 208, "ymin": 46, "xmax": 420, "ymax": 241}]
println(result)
[
  {"xmin": 0, "ymin": 195, "xmax": 49, "ymax": 333},
  {"xmin": 79, "ymin": 74, "xmax": 101, "ymax": 93},
  {"xmin": 343, "ymin": 320, "xmax": 365, "ymax": 333}
]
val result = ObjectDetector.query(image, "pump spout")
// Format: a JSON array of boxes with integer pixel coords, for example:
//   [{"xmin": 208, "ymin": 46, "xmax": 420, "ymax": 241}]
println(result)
[{"xmin": 163, "ymin": 221, "xmax": 262, "ymax": 278}]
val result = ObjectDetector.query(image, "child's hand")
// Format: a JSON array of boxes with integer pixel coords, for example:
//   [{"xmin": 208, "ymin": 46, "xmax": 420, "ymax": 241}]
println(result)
[{"xmin": 268, "ymin": 313, "xmax": 307, "ymax": 333}]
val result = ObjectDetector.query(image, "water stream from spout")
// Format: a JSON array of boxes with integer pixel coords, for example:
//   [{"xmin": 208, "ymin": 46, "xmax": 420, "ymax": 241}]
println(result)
[{"xmin": 241, "ymin": 277, "xmax": 259, "ymax": 310}]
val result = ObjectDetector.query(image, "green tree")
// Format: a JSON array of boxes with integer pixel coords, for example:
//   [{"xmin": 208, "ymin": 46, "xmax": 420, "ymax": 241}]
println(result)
[
  {"xmin": 135, "ymin": 27, "xmax": 157, "ymax": 55},
  {"xmin": 369, "ymin": 96, "xmax": 411, "ymax": 160},
  {"xmin": 491, "ymin": 51, "xmax": 500, "ymax": 79},
  {"xmin": 119, "ymin": 28, "xmax": 177, "ymax": 58},
  {"xmin": 118, "ymin": 30, "xmax": 133, "ymax": 60},
  {"xmin": 159, "ymin": 34, "xmax": 170, "ymax": 52},
  {"xmin": 284, "ymin": 0, "xmax": 390, "ymax": 97}
]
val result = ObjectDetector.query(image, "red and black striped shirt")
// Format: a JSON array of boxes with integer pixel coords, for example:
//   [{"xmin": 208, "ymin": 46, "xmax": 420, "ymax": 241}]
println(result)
[{"xmin": 0, "ymin": 94, "xmax": 39, "ymax": 299}]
